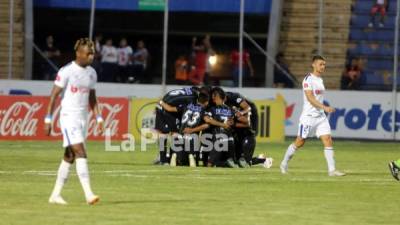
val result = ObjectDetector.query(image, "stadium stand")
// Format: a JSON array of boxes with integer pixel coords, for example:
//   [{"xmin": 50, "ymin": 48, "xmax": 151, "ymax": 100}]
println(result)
[
  {"xmin": 0, "ymin": 0, "xmax": 24, "ymax": 79},
  {"xmin": 280, "ymin": 0, "xmax": 352, "ymax": 89},
  {"xmin": 347, "ymin": 0, "xmax": 399, "ymax": 90}
]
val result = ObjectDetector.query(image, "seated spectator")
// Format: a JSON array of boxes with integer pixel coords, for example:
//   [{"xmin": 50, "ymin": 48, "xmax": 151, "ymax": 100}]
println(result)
[
  {"xmin": 117, "ymin": 38, "xmax": 133, "ymax": 83},
  {"xmin": 175, "ymin": 55, "xmax": 189, "ymax": 85},
  {"xmin": 230, "ymin": 48, "xmax": 254, "ymax": 87},
  {"xmin": 100, "ymin": 38, "xmax": 118, "ymax": 82},
  {"xmin": 273, "ymin": 52, "xmax": 295, "ymax": 88},
  {"xmin": 368, "ymin": 0, "xmax": 388, "ymax": 28},
  {"xmin": 341, "ymin": 57, "xmax": 363, "ymax": 90},
  {"xmin": 42, "ymin": 35, "xmax": 61, "ymax": 80},
  {"xmin": 131, "ymin": 40, "xmax": 149, "ymax": 83}
]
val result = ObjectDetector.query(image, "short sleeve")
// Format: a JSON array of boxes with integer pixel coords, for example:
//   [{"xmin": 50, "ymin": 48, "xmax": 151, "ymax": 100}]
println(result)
[
  {"xmin": 54, "ymin": 68, "xmax": 68, "ymax": 88},
  {"xmin": 303, "ymin": 77, "xmax": 313, "ymax": 91},
  {"xmin": 89, "ymin": 68, "xmax": 97, "ymax": 89}
]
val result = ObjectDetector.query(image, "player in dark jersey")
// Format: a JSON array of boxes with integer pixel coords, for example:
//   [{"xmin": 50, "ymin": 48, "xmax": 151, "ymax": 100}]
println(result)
[
  {"xmin": 159, "ymin": 92, "xmax": 210, "ymax": 167},
  {"xmin": 155, "ymin": 86, "xmax": 208, "ymax": 164},
  {"xmin": 204, "ymin": 87, "xmax": 238, "ymax": 168},
  {"xmin": 225, "ymin": 91, "xmax": 263, "ymax": 167},
  {"xmin": 225, "ymin": 91, "xmax": 258, "ymax": 134}
]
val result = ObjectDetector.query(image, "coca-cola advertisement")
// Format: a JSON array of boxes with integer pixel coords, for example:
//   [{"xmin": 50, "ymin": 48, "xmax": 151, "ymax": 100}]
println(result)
[{"xmin": 0, "ymin": 96, "xmax": 129, "ymax": 140}]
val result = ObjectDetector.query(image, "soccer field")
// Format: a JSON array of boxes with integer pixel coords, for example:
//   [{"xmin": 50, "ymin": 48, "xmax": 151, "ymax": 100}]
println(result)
[{"xmin": 0, "ymin": 140, "xmax": 399, "ymax": 225}]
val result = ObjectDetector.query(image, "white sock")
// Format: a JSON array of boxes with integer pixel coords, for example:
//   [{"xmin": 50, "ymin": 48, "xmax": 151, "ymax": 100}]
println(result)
[
  {"xmin": 50, "ymin": 160, "xmax": 71, "ymax": 198},
  {"xmin": 324, "ymin": 147, "xmax": 336, "ymax": 172},
  {"xmin": 281, "ymin": 144, "xmax": 297, "ymax": 165},
  {"xmin": 76, "ymin": 158, "xmax": 95, "ymax": 200}
]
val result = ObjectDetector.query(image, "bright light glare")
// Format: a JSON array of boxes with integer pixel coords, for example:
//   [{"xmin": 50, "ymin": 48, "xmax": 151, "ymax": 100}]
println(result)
[{"xmin": 208, "ymin": 55, "xmax": 217, "ymax": 66}]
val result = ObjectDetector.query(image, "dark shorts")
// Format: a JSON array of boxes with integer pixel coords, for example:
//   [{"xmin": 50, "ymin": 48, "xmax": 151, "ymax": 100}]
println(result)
[{"xmin": 155, "ymin": 108, "xmax": 180, "ymax": 133}]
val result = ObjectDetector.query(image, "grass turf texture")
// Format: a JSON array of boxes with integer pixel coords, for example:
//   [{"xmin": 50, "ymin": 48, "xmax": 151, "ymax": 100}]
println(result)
[{"xmin": 0, "ymin": 140, "xmax": 399, "ymax": 225}]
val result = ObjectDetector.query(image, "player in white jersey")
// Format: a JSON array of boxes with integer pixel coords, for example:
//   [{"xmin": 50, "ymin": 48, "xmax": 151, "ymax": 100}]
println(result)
[
  {"xmin": 280, "ymin": 55, "xmax": 345, "ymax": 176},
  {"xmin": 45, "ymin": 38, "xmax": 104, "ymax": 205}
]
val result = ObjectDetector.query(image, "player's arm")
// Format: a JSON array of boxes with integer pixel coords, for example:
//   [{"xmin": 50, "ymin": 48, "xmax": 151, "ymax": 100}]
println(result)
[
  {"xmin": 89, "ymin": 89, "xmax": 105, "ymax": 134},
  {"xmin": 183, "ymin": 123, "xmax": 210, "ymax": 134},
  {"xmin": 44, "ymin": 85, "xmax": 63, "ymax": 136},
  {"xmin": 235, "ymin": 100, "xmax": 251, "ymax": 117},
  {"xmin": 204, "ymin": 116, "xmax": 231, "ymax": 130},
  {"xmin": 304, "ymin": 90, "xmax": 335, "ymax": 113},
  {"xmin": 159, "ymin": 100, "xmax": 178, "ymax": 112}
]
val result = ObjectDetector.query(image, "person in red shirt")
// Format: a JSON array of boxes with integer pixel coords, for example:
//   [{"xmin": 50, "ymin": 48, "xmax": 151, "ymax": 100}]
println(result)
[
  {"xmin": 190, "ymin": 36, "xmax": 214, "ymax": 85},
  {"xmin": 230, "ymin": 49, "xmax": 254, "ymax": 87},
  {"xmin": 368, "ymin": 0, "xmax": 388, "ymax": 28}
]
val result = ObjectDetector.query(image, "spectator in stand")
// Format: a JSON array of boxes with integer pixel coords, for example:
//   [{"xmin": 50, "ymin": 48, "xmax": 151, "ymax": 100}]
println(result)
[
  {"xmin": 230, "ymin": 48, "xmax": 254, "ymax": 87},
  {"xmin": 117, "ymin": 38, "xmax": 133, "ymax": 83},
  {"xmin": 341, "ymin": 57, "xmax": 363, "ymax": 90},
  {"xmin": 42, "ymin": 35, "xmax": 61, "ymax": 80},
  {"xmin": 175, "ymin": 55, "xmax": 189, "ymax": 85},
  {"xmin": 131, "ymin": 40, "xmax": 149, "ymax": 83},
  {"xmin": 368, "ymin": 0, "xmax": 388, "ymax": 28},
  {"xmin": 100, "ymin": 38, "xmax": 118, "ymax": 82},
  {"xmin": 92, "ymin": 34, "xmax": 103, "ymax": 75},
  {"xmin": 274, "ymin": 52, "xmax": 295, "ymax": 88},
  {"xmin": 190, "ymin": 36, "xmax": 215, "ymax": 85}
]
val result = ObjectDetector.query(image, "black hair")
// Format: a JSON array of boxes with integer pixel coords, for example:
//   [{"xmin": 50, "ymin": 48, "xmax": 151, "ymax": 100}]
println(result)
[
  {"xmin": 312, "ymin": 55, "xmax": 326, "ymax": 62},
  {"xmin": 211, "ymin": 87, "xmax": 226, "ymax": 100},
  {"xmin": 198, "ymin": 92, "xmax": 209, "ymax": 104}
]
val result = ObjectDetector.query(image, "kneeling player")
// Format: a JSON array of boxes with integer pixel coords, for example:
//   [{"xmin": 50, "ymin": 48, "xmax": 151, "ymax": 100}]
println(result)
[
  {"xmin": 204, "ymin": 87, "xmax": 237, "ymax": 168},
  {"xmin": 155, "ymin": 86, "xmax": 204, "ymax": 164},
  {"xmin": 160, "ymin": 92, "xmax": 210, "ymax": 167}
]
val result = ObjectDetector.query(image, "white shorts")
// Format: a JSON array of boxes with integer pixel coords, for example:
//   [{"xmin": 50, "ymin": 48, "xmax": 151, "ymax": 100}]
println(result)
[
  {"xmin": 60, "ymin": 112, "xmax": 89, "ymax": 147},
  {"xmin": 298, "ymin": 115, "xmax": 331, "ymax": 139}
]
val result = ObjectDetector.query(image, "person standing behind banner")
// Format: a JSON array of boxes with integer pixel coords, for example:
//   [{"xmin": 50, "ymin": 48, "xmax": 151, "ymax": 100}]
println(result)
[
  {"xmin": 117, "ymin": 38, "xmax": 133, "ymax": 83},
  {"xmin": 131, "ymin": 40, "xmax": 149, "ymax": 83},
  {"xmin": 100, "ymin": 38, "xmax": 118, "ymax": 82}
]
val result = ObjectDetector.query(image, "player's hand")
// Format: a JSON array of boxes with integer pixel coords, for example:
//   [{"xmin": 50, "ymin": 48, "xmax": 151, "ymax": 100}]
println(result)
[
  {"xmin": 44, "ymin": 123, "xmax": 52, "ymax": 136},
  {"xmin": 235, "ymin": 111, "xmax": 242, "ymax": 118},
  {"xmin": 323, "ymin": 106, "xmax": 335, "ymax": 113},
  {"xmin": 98, "ymin": 121, "xmax": 105, "ymax": 136},
  {"xmin": 192, "ymin": 37, "xmax": 197, "ymax": 43},
  {"xmin": 183, "ymin": 128, "xmax": 193, "ymax": 134}
]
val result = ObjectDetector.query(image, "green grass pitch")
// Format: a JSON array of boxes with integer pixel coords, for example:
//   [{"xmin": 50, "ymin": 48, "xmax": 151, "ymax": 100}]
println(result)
[{"xmin": 0, "ymin": 140, "xmax": 399, "ymax": 225}]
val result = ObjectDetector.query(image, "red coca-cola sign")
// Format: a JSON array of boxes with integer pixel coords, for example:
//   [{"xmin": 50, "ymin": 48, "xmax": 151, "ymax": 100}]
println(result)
[{"xmin": 0, "ymin": 96, "xmax": 129, "ymax": 140}]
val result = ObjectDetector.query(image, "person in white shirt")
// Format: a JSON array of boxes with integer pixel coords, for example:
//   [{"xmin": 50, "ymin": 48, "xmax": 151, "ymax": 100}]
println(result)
[
  {"xmin": 117, "ymin": 38, "xmax": 133, "ymax": 83},
  {"xmin": 45, "ymin": 38, "xmax": 104, "ymax": 205},
  {"xmin": 280, "ymin": 55, "xmax": 346, "ymax": 177},
  {"xmin": 131, "ymin": 40, "xmax": 149, "ymax": 83},
  {"xmin": 100, "ymin": 38, "xmax": 118, "ymax": 82}
]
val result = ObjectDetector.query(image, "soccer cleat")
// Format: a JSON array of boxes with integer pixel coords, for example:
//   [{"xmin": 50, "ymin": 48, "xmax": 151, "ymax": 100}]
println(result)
[
  {"xmin": 388, "ymin": 162, "xmax": 400, "ymax": 181},
  {"xmin": 238, "ymin": 157, "xmax": 250, "ymax": 168},
  {"xmin": 280, "ymin": 162, "xmax": 288, "ymax": 174},
  {"xmin": 87, "ymin": 195, "xmax": 100, "ymax": 205},
  {"xmin": 328, "ymin": 170, "xmax": 346, "ymax": 177},
  {"xmin": 379, "ymin": 22, "xmax": 384, "ymax": 28},
  {"xmin": 49, "ymin": 195, "xmax": 68, "ymax": 205},
  {"xmin": 368, "ymin": 22, "xmax": 373, "ymax": 28},
  {"xmin": 226, "ymin": 158, "xmax": 239, "ymax": 168},
  {"xmin": 170, "ymin": 153, "xmax": 177, "ymax": 167},
  {"xmin": 189, "ymin": 154, "xmax": 196, "ymax": 167}
]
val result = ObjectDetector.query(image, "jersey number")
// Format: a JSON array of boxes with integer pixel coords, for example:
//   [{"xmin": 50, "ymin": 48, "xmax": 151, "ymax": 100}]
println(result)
[{"xmin": 182, "ymin": 110, "xmax": 200, "ymax": 126}]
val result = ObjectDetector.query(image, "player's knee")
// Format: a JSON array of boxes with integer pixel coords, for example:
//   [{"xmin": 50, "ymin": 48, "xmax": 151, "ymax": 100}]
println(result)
[
  {"xmin": 70, "ymin": 145, "xmax": 87, "ymax": 158},
  {"xmin": 294, "ymin": 137, "xmax": 305, "ymax": 148}
]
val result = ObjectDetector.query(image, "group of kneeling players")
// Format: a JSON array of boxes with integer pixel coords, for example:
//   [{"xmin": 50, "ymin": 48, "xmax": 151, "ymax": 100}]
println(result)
[{"xmin": 154, "ymin": 86, "xmax": 273, "ymax": 168}]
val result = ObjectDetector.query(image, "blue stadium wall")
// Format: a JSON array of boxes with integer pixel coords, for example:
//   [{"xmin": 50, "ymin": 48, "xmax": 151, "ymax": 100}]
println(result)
[{"xmin": 33, "ymin": 0, "xmax": 271, "ymax": 14}]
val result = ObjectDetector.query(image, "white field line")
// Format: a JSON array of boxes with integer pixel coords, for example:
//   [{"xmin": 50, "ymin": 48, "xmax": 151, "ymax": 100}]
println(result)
[{"xmin": 0, "ymin": 169, "xmax": 392, "ymax": 183}]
